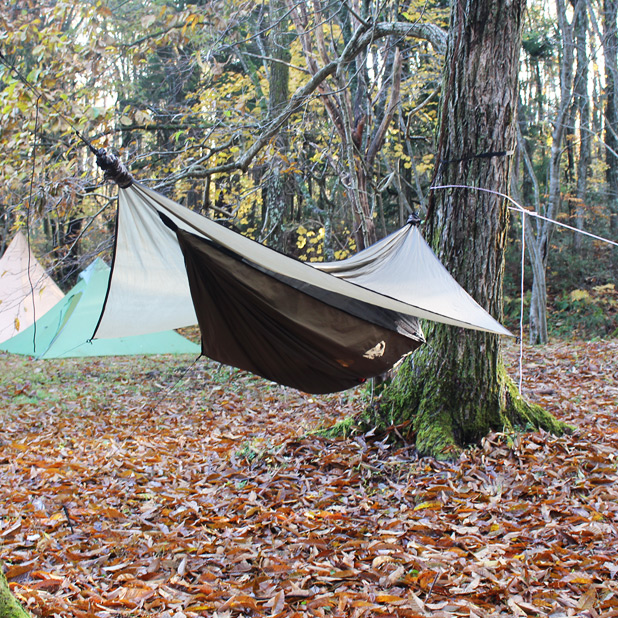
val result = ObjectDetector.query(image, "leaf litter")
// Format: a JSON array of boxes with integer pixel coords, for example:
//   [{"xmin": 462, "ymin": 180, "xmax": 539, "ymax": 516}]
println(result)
[{"xmin": 0, "ymin": 339, "xmax": 617, "ymax": 617}]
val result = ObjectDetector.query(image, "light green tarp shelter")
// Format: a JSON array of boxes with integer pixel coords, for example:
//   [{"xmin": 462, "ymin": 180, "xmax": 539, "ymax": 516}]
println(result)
[{"xmin": 0, "ymin": 258, "xmax": 200, "ymax": 358}]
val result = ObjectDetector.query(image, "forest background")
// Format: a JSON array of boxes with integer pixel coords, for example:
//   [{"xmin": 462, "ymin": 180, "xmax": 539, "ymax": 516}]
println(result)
[
  {"xmin": 3, "ymin": 2, "xmax": 618, "ymax": 616},
  {"xmin": 1, "ymin": 0, "xmax": 617, "ymax": 343}
]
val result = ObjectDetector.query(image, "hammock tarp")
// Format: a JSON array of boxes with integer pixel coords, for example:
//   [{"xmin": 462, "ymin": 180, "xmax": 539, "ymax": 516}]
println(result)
[
  {"xmin": 92, "ymin": 183, "xmax": 511, "ymax": 393},
  {"xmin": 0, "ymin": 232, "xmax": 64, "ymax": 343}
]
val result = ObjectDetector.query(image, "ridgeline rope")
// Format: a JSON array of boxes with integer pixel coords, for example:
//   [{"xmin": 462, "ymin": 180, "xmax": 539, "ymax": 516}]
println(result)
[{"xmin": 0, "ymin": 48, "xmax": 133, "ymax": 185}]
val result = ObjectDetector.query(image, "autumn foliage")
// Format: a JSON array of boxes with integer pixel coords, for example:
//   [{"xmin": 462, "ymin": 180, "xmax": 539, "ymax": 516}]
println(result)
[{"xmin": 1, "ymin": 339, "xmax": 617, "ymax": 617}]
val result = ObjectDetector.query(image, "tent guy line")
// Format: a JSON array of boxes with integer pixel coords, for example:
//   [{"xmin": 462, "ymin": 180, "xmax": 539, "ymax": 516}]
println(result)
[
  {"xmin": 26, "ymin": 96, "xmax": 42, "ymax": 355},
  {"xmin": 519, "ymin": 208, "xmax": 526, "ymax": 393},
  {"xmin": 430, "ymin": 183, "xmax": 618, "ymax": 394},
  {"xmin": 140, "ymin": 352, "xmax": 204, "ymax": 415},
  {"xmin": 430, "ymin": 184, "xmax": 618, "ymax": 248}
]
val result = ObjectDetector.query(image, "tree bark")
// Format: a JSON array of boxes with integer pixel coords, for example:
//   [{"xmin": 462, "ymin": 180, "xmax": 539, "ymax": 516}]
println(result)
[
  {"xmin": 262, "ymin": 0, "xmax": 294, "ymax": 250},
  {"xmin": 520, "ymin": 0, "xmax": 576, "ymax": 345},
  {"xmin": 603, "ymin": 0, "xmax": 618, "ymax": 278},
  {"xmin": 363, "ymin": 0, "xmax": 568, "ymax": 458},
  {"xmin": 0, "ymin": 565, "xmax": 30, "ymax": 618},
  {"xmin": 573, "ymin": 0, "xmax": 591, "ymax": 253}
]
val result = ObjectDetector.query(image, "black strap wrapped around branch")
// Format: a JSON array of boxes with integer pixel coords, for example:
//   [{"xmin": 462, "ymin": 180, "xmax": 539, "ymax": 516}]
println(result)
[{"xmin": 95, "ymin": 149, "xmax": 133, "ymax": 188}]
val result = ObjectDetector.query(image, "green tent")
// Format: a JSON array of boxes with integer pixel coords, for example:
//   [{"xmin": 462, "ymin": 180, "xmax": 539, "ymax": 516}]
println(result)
[{"xmin": 0, "ymin": 259, "xmax": 200, "ymax": 358}]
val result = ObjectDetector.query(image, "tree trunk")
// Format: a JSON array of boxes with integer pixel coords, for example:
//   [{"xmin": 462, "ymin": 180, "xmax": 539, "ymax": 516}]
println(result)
[
  {"xmin": 573, "ymin": 0, "xmax": 591, "ymax": 253},
  {"xmin": 0, "ymin": 565, "xmax": 30, "ymax": 618},
  {"xmin": 521, "ymin": 0, "xmax": 575, "ymax": 345},
  {"xmin": 604, "ymin": 0, "xmax": 618, "ymax": 278},
  {"xmin": 528, "ymin": 225, "xmax": 549, "ymax": 344},
  {"xmin": 262, "ymin": 0, "xmax": 294, "ymax": 250},
  {"xmin": 364, "ymin": 0, "xmax": 568, "ymax": 459},
  {"xmin": 285, "ymin": 3, "xmax": 418, "ymax": 250},
  {"xmin": 50, "ymin": 215, "xmax": 83, "ymax": 287}
]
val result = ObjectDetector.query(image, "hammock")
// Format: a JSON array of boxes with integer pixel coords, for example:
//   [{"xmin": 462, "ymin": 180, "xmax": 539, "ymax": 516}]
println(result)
[{"xmin": 93, "ymin": 181, "xmax": 511, "ymax": 393}]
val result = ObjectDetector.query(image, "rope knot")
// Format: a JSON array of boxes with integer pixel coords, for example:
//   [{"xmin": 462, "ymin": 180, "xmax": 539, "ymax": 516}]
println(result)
[
  {"xmin": 95, "ymin": 149, "xmax": 133, "ymax": 189},
  {"xmin": 407, "ymin": 213, "xmax": 421, "ymax": 226}
]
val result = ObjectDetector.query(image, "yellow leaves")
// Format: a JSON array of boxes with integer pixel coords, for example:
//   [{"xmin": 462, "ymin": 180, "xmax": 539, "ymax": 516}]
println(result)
[
  {"xmin": 594, "ymin": 283, "xmax": 615, "ymax": 294},
  {"xmin": 570, "ymin": 289, "xmax": 590, "ymax": 303},
  {"xmin": 296, "ymin": 235, "xmax": 307, "ymax": 251},
  {"xmin": 401, "ymin": 2, "xmax": 449, "ymax": 27},
  {"xmin": 295, "ymin": 225, "xmax": 325, "ymax": 260},
  {"xmin": 181, "ymin": 12, "xmax": 202, "ymax": 37},
  {"xmin": 413, "ymin": 500, "xmax": 442, "ymax": 511},
  {"xmin": 418, "ymin": 152, "xmax": 435, "ymax": 174}
]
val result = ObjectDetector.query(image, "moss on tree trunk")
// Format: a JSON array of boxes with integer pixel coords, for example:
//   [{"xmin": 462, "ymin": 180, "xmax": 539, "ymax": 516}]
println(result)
[
  {"xmin": 332, "ymin": 0, "xmax": 572, "ymax": 459},
  {"xmin": 358, "ymin": 324, "xmax": 569, "ymax": 460},
  {"xmin": 0, "ymin": 565, "xmax": 30, "ymax": 618}
]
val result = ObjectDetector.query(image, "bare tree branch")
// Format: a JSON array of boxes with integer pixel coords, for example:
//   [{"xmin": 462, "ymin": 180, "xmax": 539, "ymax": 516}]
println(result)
[
  {"xmin": 180, "ymin": 21, "xmax": 446, "ymax": 179},
  {"xmin": 367, "ymin": 47, "xmax": 403, "ymax": 166}
]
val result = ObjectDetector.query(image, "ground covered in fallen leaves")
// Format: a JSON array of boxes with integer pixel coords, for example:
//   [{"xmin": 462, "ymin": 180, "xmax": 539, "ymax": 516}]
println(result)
[{"xmin": 1, "ymin": 339, "xmax": 617, "ymax": 618}]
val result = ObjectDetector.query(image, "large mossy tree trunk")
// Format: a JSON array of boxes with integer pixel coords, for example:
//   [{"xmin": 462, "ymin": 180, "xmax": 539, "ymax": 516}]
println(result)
[
  {"xmin": 0, "ymin": 565, "xmax": 30, "ymax": 618},
  {"xmin": 365, "ymin": 0, "xmax": 569, "ymax": 459}
]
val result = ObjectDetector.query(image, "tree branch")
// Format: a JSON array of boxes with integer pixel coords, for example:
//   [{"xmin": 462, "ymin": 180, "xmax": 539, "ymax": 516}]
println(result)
[
  {"xmin": 183, "ymin": 21, "xmax": 446, "ymax": 178},
  {"xmin": 367, "ymin": 47, "xmax": 402, "ymax": 166}
]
